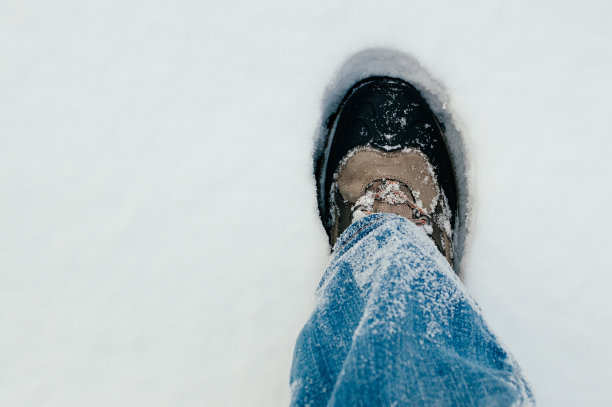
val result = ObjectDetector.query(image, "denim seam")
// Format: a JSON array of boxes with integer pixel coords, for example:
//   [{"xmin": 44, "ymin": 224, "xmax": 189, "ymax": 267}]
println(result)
[{"xmin": 336, "ymin": 218, "xmax": 382, "ymax": 252}]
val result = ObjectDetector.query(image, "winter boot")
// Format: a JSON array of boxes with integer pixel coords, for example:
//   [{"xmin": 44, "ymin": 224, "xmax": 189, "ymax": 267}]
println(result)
[{"xmin": 314, "ymin": 77, "xmax": 458, "ymax": 265}]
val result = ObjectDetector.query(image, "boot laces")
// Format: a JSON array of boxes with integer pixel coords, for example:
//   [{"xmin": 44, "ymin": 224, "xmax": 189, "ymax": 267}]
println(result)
[{"xmin": 351, "ymin": 180, "xmax": 431, "ymax": 226}]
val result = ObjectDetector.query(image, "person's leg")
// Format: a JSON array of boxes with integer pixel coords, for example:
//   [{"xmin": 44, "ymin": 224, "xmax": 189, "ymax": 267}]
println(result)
[{"xmin": 290, "ymin": 213, "xmax": 534, "ymax": 407}]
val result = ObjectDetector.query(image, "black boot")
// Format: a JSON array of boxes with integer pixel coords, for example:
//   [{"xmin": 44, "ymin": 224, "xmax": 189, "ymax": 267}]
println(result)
[{"xmin": 314, "ymin": 77, "xmax": 458, "ymax": 264}]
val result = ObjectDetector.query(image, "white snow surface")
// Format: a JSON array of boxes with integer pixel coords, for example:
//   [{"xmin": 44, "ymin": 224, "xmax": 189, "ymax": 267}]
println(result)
[{"xmin": 1, "ymin": 1, "xmax": 611, "ymax": 406}]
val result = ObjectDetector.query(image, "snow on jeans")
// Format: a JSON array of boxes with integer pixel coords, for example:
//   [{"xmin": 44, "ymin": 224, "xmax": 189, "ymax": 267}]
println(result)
[{"xmin": 290, "ymin": 213, "xmax": 534, "ymax": 407}]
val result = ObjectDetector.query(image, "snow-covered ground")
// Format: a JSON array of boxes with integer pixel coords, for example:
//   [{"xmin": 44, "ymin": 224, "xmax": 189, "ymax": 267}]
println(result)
[{"xmin": 1, "ymin": 0, "xmax": 611, "ymax": 406}]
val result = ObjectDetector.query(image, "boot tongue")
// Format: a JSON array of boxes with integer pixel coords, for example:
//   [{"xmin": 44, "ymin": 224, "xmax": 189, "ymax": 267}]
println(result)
[
  {"xmin": 351, "ymin": 180, "xmax": 428, "ymax": 225},
  {"xmin": 369, "ymin": 179, "xmax": 414, "ymax": 205},
  {"xmin": 351, "ymin": 180, "xmax": 412, "ymax": 216}
]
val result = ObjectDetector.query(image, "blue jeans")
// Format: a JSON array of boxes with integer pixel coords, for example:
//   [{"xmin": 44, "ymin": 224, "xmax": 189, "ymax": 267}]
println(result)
[{"xmin": 290, "ymin": 214, "xmax": 534, "ymax": 406}]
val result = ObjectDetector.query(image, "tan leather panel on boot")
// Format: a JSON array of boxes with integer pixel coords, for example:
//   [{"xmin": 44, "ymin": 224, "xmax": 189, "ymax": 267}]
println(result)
[
  {"xmin": 332, "ymin": 148, "xmax": 453, "ymax": 265},
  {"xmin": 336, "ymin": 149, "xmax": 440, "ymax": 215}
]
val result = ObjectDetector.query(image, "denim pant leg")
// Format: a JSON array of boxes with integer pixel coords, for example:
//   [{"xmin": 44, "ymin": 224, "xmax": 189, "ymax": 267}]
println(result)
[{"xmin": 290, "ymin": 213, "xmax": 534, "ymax": 407}]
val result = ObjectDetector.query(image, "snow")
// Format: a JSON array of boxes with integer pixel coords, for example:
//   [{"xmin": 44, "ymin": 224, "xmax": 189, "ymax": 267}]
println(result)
[{"xmin": 1, "ymin": 0, "xmax": 611, "ymax": 406}]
